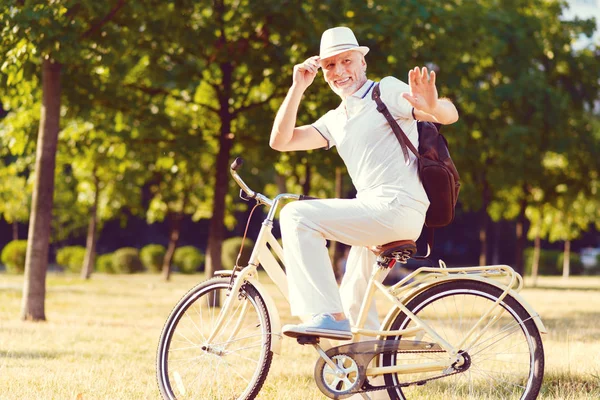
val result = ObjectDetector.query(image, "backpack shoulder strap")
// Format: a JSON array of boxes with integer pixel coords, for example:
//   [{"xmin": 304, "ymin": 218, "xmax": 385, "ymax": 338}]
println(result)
[
  {"xmin": 413, "ymin": 227, "xmax": 434, "ymax": 260},
  {"xmin": 372, "ymin": 83, "xmax": 420, "ymax": 163}
]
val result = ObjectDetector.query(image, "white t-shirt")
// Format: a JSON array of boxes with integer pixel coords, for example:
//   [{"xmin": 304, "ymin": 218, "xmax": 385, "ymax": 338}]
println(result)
[{"xmin": 312, "ymin": 77, "xmax": 430, "ymax": 215}]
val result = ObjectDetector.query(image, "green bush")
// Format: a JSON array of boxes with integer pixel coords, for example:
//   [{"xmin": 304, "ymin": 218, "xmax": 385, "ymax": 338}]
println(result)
[
  {"xmin": 140, "ymin": 244, "xmax": 166, "ymax": 273},
  {"xmin": 557, "ymin": 252, "xmax": 584, "ymax": 276},
  {"xmin": 584, "ymin": 254, "xmax": 600, "ymax": 275},
  {"xmin": 56, "ymin": 246, "xmax": 86, "ymax": 273},
  {"xmin": 590, "ymin": 254, "xmax": 600, "ymax": 275},
  {"xmin": 96, "ymin": 253, "xmax": 115, "ymax": 274},
  {"xmin": 1, "ymin": 240, "xmax": 28, "ymax": 274},
  {"xmin": 173, "ymin": 246, "xmax": 204, "ymax": 274},
  {"xmin": 112, "ymin": 248, "xmax": 144, "ymax": 274},
  {"xmin": 222, "ymin": 237, "xmax": 255, "ymax": 270},
  {"xmin": 524, "ymin": 248, "xmax": 562, "ymax": 276}
]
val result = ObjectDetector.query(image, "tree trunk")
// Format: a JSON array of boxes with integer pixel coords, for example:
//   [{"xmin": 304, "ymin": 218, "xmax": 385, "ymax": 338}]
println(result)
[
  {"xmin": 275, "ymin": 173, "xmax": 287, "ymax": 194},
  {"xmin": 330, "ymin": 167, "xmax": 344, "ymax": 281},
  {"xmin": 531, "ymin": 231, "xmax": 541, "ymax": 287},
  {"xmin": 204, "ymin": 59, "xmax": 234, "ymax": 291},
  {"xmin": 514, "ymin": 198, "xmax": 527, "ymax": 275},
  {"xmin": 162, "ymin": 213, "xmax": 182, "ymax": 281},
  {"xmin": 479, "ymin": 177, "xmax": 491, "ymax": 266},
  {"xmin": 479, "ymin": 217, "xmax": 487, "ymax": 266},
  {"xmin": 20, "ymin": 59, "xmax": 62, "ymax": 321},
  {"xmin": 12, "ymin": 222, "xmax": 18, "ymax": 241},
  {"xmin": 302, "ymin": 159, "xmax": 311, "ymax": 196},
  {"xmin": 491, "ymin": 221, "xmax": 500, "ymax": 265},
  {"xmin": 562, "ymin": 239, "xmax": 571, "ymax": 279},
  {"xmin": 204, "ymin": 6, "xmax": 235, "ymax": 305},
  {"xmin": 81, "ymin": 171, "xmax": 100, "ymax": 280}
]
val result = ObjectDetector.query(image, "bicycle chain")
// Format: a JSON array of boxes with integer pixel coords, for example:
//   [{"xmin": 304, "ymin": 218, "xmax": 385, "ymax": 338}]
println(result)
[{"xmin": 341, "ymin": 349, "xmax": 465, "ymax": 395}]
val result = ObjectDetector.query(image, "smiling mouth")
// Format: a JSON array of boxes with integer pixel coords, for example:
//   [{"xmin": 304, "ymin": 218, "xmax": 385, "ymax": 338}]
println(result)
[{"xmin": 335, "ymin": 77, "xmax": 351, "ymax": 86}]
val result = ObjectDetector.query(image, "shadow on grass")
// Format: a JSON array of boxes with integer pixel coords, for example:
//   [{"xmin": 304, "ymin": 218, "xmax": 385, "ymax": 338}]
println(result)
[
  {"xmin": 0, "ymin": 285, "xmax": 89, "ymax": 294},
  {"xmin": 0, "ymin": 286, "xmax": 22, "ymax": 293},
  {"xmin": 0, "ymin": 350, "xmax": 60, "ymax": 360},
  {"xmin": 0, "ymin": 286, "xmax": 143, "ymax": 297}
]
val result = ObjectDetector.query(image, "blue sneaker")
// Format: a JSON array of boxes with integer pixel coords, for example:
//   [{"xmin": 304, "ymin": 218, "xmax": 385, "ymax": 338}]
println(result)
[{"xmin": 282, "ymin": 313, "xmax": 353, "ymax": 340}]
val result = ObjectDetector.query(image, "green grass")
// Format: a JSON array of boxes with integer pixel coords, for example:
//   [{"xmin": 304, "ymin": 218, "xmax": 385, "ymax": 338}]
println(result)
[{"xmin": 0, "ymin": 273, "xmax": 599, "ymax": 399}]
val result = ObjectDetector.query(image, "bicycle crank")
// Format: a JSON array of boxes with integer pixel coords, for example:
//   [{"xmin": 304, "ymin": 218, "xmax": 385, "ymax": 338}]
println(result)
[{"xmin": 313, "ymin": 339, "xmax": 447, "ymax": 399}]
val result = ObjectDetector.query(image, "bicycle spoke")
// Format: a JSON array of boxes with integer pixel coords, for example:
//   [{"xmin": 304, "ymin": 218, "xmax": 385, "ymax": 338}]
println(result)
[
  {"xmin": 469, "ymin": 364, "xmax": 528, "ymax": 392},
  {"xmin": 383, "ymin": 281, "xmax": 543, "ymax": 400},
  {"xmin": 157, "ymin": 278, "xmax": 273, "ymax": 400},
  {"xmin": 469, "ymin": 324, "xmax": 525, "ymax": 357},
  {"xmin": 184, "ymin": 308, "xmax": 208, "ymax": 343}
]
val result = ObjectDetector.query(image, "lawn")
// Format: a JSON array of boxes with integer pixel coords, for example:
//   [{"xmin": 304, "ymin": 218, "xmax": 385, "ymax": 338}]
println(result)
[{"xmin": 0, "ymin": 273, "xmax": 599, "ymax": 400}]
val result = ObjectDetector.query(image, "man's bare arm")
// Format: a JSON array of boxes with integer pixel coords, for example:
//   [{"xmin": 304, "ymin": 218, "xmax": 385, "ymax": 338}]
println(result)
[
  {"xmin": 271, "ymin": 125, "xmax": 327, "ymax": 152},
  {"xmin": 413, "ymin": 98, "xmax": 458, "ymax": 125},
  {"xmin": 269, "ymin": 82, "xmax": 327, "ymax": 151},
  {"xmin": 403, "ymin": 66, "xmax": 459, "ymax": 125}
]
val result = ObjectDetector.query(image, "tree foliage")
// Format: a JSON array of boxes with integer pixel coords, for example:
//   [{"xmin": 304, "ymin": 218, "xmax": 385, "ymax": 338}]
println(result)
[{"xmin": 0, "ymin": 0, "xmax": 598, "ymax": 318}]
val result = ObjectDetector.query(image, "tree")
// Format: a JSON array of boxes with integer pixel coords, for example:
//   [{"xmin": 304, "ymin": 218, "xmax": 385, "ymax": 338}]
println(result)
[
  {"xmin": 0, "ymin": 69, "xmax": 40, "ymax": 241},
  {"xmin": 1, "ymin": 0, "xmax": 597, "ymax": 302},
  {"xmin": 56, "ymin": 118, "xmax": 146, "ymax": 279},
  {"xmin": 0, "ymin": 161, "xmax": 30, "ymax": 240},
  {"xmin": 452, "ymin": 0, "xmax": 599, "ymax": 272},
  {"xmin": 20, "ymin": 59, "xmax": 61, "ymax": 320},
  {"xmin": 123, "ymin": 0, "xmax": 347, "ymax": 283},
  {"xmin": 1, "ymin": 1, "xmax": 135, "ymax": 320},
  {"xmin": 146, "ymin": 155, "xmax": 212, "ymax": 280}
]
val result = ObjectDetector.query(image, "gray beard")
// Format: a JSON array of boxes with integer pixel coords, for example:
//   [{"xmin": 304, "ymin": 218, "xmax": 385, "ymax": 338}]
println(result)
[{"xmin": 330, "ymin": 72, "xmax": 367, "ymax": 99}]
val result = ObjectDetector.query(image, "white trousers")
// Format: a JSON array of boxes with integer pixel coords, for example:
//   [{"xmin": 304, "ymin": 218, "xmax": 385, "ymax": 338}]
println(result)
[{"xmin": 279, "ymin": 196, "xmax": 425, "ymax": 330}]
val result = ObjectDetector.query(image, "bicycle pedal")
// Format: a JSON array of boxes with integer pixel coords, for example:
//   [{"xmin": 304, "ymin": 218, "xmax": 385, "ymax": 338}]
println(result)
[{"xmin": 296, "ymin": 335, "xmax": 320, "ymax": 345}]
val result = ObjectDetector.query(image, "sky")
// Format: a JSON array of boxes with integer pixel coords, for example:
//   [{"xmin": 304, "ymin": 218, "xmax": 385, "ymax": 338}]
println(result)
[{"xmin": 563, "ymin": 0, "xmax": 600, "ymax": 50}]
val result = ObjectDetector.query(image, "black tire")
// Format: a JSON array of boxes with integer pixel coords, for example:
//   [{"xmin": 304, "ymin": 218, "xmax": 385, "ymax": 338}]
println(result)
[
  {"xmin": 156, "ymin": 277, "xmax": 273, "ymax": 399},
  {"xmin": 383, "ymin": 280, "xmax": 544, "ymax": 400}
]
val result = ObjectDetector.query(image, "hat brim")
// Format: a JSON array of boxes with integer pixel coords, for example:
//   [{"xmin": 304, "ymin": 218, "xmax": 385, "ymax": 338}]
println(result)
[{"xmin": 319, "ymin": 46, "xmax": 370, "ymax": 61}]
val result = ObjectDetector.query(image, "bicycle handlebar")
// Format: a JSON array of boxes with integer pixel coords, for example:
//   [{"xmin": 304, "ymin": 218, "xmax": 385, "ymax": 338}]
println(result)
[
  {"xmin": 229, "ymin": 158, "xmax": 253, "ymax": 193},
  {"xmin": 230, "ymin": 157, "xmax": 244, "ymax": 171},
  {"xmin": 230, "ymin": 157, "xmax": 308, "ymax": 217}
]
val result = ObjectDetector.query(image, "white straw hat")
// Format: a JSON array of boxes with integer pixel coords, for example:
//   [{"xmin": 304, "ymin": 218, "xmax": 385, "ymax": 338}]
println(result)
[{"xmin": 319, "ymin": 27, "xmax": 370, "ymax": 60}]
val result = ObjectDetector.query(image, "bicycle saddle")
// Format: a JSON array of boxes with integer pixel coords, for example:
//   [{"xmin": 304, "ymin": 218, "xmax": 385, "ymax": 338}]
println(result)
[{"xmin": 369, "ymin": 240, "xmax": 417, "ymax": 259}]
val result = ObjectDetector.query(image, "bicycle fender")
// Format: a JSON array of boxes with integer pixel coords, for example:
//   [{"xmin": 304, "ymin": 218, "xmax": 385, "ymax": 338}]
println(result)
[{"xmin": 380, "ymin": 275, "xmax": 547, "ymax": 335}]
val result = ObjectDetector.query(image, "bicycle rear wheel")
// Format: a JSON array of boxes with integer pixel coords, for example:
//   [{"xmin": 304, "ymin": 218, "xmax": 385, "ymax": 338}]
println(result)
[
  {"xmin": 383, "ymin": 280, "xmax": 544, "ymax": 400},
  {"xmin": 156, "ymin": 277, "xmax": 273, "ymax": 399}
]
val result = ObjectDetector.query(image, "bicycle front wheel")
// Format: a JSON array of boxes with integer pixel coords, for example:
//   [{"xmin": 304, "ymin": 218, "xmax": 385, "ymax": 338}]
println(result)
[
  {"xmin": 156, "ymin": 277, "xmax": 273, "ymax": 400},
  {"xmin": 383, "ymin": 280, "xmax": 544, "ymax": 400}
]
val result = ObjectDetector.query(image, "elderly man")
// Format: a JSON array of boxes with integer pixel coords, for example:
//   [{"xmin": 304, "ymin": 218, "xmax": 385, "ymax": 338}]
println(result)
[{"xmin": 270, "ymin": 27, "xmax": 458, "ymax": 340}]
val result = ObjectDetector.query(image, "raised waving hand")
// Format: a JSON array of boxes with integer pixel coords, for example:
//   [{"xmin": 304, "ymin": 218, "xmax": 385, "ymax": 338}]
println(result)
[{"xmin": 401, "ymin": 66, "xmax": 439, "ymax": 115}]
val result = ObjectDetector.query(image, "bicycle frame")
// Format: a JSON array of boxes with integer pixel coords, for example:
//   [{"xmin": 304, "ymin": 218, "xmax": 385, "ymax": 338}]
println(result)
[{"xmin": 206, "ymin": 161, "xmax": 547, "ymax": 378}]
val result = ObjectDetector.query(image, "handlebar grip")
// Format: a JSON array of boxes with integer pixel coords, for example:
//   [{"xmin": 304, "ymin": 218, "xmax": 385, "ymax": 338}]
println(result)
[
  {"xmin": 299, "ymin": 195, "xmax": 319, "ymax": 201},
  {"xmin": 230, "ymin": 157, "xmax": 244, "ymax": 171}
]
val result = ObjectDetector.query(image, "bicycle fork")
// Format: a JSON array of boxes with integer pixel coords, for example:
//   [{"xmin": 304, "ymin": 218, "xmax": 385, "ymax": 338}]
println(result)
[{"xmin": 204, "ymin": 267, "xmax": 256, "ymax": 345}]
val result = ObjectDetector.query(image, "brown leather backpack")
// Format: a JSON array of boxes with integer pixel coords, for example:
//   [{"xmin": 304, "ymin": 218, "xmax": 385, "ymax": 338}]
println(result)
[{"xmin": 372, "ymin": 83, "xmax": 461, "ymax": 229}]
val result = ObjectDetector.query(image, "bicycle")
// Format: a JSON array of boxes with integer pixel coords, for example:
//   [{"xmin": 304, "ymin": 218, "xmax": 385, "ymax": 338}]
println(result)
[{"xmin": 156, "ymin": 157, "xmax": 546, "ymax": 400}]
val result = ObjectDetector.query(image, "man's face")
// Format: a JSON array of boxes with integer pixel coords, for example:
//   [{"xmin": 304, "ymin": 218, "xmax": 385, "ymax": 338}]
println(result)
[{"xmin": 319, "ymin": 50, "xmax": 367, "ymax": 99}]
